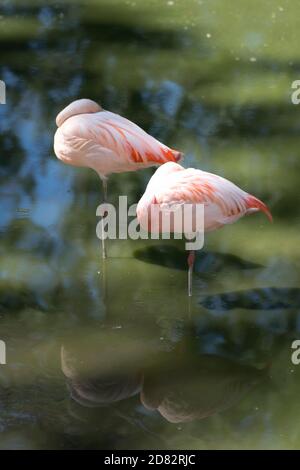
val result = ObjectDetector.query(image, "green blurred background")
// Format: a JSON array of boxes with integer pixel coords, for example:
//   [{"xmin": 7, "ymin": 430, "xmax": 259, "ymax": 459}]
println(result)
[{"xmin": 0, "ymin": 0, "xmax": 300, "ymax": 450}]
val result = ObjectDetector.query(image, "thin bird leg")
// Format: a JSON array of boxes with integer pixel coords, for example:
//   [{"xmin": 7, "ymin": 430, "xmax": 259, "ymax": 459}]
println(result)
[
  {"xmin": 101, "ymin": 178, "xmax": 108, "ymax": 259},
  {"xmin": 103, "ymin": 177, "xmax": 108, "ymax": 202},
  {"xmin": 101, "ymin": 251, "xmax": 107, "ymax": 305},
  {"xmin": 187, "ymin": 250, "xmax": 195, "ymax": 297}
]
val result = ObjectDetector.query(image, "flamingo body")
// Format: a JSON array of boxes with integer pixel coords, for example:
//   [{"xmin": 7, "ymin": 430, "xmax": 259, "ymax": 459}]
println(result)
[
  {"xmin": 137, "ymin": 162, "xmax": 272, "ymax": 233},
  {"xmin": 54, "ymin": 99, "xmax": 182, "ymax": 178},
  {"xmin": 137, "ymin": 162, "xmax": 272, "ymax": 296}
]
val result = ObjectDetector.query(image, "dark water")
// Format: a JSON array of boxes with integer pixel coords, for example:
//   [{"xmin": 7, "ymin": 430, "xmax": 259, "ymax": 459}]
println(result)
[{"xmin": 0, "ymin": 0, "xmax": 300, "ymax": 449}]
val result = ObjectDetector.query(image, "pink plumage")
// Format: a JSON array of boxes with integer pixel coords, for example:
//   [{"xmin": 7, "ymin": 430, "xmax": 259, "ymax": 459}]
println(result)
[
  {"xmin": 54, "ymin": 99, "xmax": 183, "ymax": 259},
  {"xmin": 137, "ymin": 162, "xmax": 272, "ymax": 233},
  {"xmin": 137, "ymin": 162, "xmax": 272, "ymax": 296},
  {"xmin": 54, "ymin": 99, "xmax": 182, "ymax": 178}
]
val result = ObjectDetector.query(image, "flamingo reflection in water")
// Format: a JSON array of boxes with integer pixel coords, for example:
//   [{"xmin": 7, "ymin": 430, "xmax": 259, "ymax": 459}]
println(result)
[{"xmin": 61, "ymin": 329, "xmax": 269, "ymax": 425}]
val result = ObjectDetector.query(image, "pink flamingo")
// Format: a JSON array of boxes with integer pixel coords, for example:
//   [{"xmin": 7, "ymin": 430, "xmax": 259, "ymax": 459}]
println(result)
[
  {"xmin": 136, "ymin": 162, "xmax": 272, "ymax": 296},
  {"xmin": 54, "ymin": 99, "xmax": 182, "ymax": 257}
]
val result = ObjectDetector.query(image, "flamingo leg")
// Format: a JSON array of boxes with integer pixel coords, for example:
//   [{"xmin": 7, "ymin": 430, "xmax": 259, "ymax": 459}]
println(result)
[
  {"xmin": 187, "ymin": 250, "xmax": 195, "ymax": 297},
  {"xmin": 101, "ymin": 178, "xmax": 108, "ymax": 259}
]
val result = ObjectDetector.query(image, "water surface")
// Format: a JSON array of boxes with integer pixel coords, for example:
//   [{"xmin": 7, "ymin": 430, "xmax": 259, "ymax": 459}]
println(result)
[{"xmin": 0, "ymin": 0, "xmax": 300, "ymax": 450}]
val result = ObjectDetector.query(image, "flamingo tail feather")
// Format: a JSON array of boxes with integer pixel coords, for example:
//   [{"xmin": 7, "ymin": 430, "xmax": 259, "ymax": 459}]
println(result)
[{"xmin": 246, "ymin": 195, "xmax": 273, "ymax": 222}]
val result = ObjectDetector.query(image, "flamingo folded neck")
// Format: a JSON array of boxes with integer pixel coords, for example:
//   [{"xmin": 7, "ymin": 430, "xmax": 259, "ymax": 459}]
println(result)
[{"xmin": 56, "ymin": 99, "xmax": 102, "ymax": 127}]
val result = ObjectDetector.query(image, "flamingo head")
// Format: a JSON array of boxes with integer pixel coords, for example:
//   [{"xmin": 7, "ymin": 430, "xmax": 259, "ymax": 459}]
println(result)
[
  {"xmin": 152, "ymin": 161, "xmax": 184, "ymax": 179},
  {"xmin": 56, "ymin": 99, "xmax": 102, "ymax": 127},
  {"xmin": 143, "ymin": 161, "xmax": 184, "ymax": 194}
]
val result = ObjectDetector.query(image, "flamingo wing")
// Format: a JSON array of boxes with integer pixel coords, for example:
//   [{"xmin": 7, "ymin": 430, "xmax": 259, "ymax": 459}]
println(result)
[
  {"xmin": 154, "ymin": 169, "xmax": 272, "ymax": 227},
  {"xmin": 88, "ymin": 111, "xmax": 182, "ymax": 166}
]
